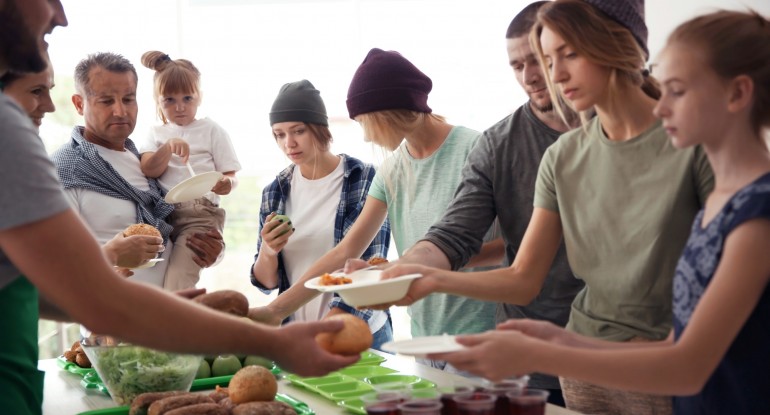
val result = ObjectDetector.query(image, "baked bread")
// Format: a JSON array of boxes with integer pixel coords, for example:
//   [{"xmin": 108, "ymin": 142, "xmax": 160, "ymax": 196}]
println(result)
[
  {"xmin": 123, "ymin": 223, "xmax": 162, "ymax": 238},
  {"xmin": 315, "ymin": 314, "xmax": 372, "ymax": 355}
]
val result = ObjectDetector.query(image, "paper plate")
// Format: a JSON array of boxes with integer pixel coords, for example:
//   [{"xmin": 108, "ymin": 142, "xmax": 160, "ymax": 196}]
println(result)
[
  {"xmin": 130, "ymin": 258, "xmax": 163, "ymax": 270},
  {"xmin": 381, "ymin": 335, "xmax": 465, "ymax": 358},
  {"xmin": 304, "ymin": 270, "xmax": 423, "ymax": 307},
  {"xmin": 164, "ymin": 171, "xmax": 222, "ymax": 203},
  {"xmin": 304, "ymin": 270, "xmax": 422, "ymax": 292}
]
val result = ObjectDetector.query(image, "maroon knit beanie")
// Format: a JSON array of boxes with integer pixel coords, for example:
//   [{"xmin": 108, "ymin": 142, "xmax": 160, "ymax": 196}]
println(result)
[
  {"xmin": 346, "ymin": 48, "xmax": 432, "ymax": 120},
  {"xmin": 582, "ymin": 0, "xmax": 648, "ymax": 59}
]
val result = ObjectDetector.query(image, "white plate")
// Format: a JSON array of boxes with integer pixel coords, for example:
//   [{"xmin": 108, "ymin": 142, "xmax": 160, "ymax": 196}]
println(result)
[
  {"xmin": 164, "ymin": 171, "xmax": 222, "ymax": 203},
  {"xmin": 304, "ymin": 270, "xmax": 422, "ymax": 292},
  {"xmin": 131, "ymin": 258, "xmax": 164, "ymax": 269},
  {"xmin": 304, "ymin": 270, "xmax": 423, "ymax": 307},
  {"xmin": 381, "ymin": 335, "xmax": 465, "ymax": 358}
]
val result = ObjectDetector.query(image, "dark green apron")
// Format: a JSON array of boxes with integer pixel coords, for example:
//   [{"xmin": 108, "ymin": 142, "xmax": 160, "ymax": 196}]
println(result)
[{"xmin": 0, "ymin": 276, "xmax": 44, "ymax": 415}]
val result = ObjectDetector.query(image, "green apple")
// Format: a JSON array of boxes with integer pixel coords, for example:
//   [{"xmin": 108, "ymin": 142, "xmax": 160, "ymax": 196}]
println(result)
[
  {"xmin": 195, "ymin": 359, "xmax": 211, "ymax": 379},
  {"xmin": 211, "ymin": 354, "xmax": 242, "ymax": 377},
  {"xmin": 270, "ymin": 214, "xmax": 292, "ymax": 236},
  {"xmin": 243, "ymin": 355, "xmax": 273, "ymax": 369}
]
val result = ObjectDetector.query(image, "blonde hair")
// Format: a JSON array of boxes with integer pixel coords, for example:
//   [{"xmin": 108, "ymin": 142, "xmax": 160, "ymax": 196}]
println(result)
[
  {"xmin": 667, "ymin": 10, "xmax": 770, "ymax": 135},
  {"xmin": 141, "ymin": 50, "xmax": 201, "ymax": 124},
  {"xmin": 530, "ymin": 0, "xmax": 660, "ymax": 125},
  {"xmin": 357, "ymin": 109, "xmax": 446, "ymax": 204}
]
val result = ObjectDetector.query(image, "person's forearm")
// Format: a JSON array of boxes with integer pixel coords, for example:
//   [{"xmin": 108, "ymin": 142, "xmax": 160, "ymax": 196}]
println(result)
[
  {"xmin": 140, "ymin": 149, "xmax": 171, "ymax": 178},
  {"xmin": 434, "ymin": 266, "xmax": 543, "ymax": 305},
  {"xmin": 397, "ymin": 241, "xmax": 452, "ymax": 270},
  {"xmin": 252, "ymin": 250, "xmax": 280, "ymax": 289},
  {"xmin": 463, "ymin": 238, "xmax": 505, "ymax": 269}
]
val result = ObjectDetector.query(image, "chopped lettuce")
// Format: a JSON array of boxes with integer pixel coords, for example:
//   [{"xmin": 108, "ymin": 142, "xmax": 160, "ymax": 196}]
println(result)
[{"xmin": 89, "ymin": 346, "xmax": 199, "ymax": 405}]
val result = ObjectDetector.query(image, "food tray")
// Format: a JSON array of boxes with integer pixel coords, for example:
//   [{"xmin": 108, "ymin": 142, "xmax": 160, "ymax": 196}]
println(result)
[
  {"xmin": 353, "ymin": 351, "xmax": 387, "ymax": 366},
  {"xmin": 286, "ymin": 363, "xmax": 435, "ymax": 413},
  {"xmin": 77, "ymin": 393, "xmax": 314, "ymax": 415},
  {"xmin": 56, "ymin": 355, "xmax": 96, "ymax": 377},
  {"xmin": 80, "ymin": 363, "xmax": 281, "ymax": 395}
]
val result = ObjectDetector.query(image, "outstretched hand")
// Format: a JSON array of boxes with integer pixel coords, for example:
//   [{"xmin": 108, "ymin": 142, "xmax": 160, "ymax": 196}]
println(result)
[
  {"xmin": 430, "ymin": 329, "xmax": 541, "ymax": 382},
  {"xmin": 248, "ymin": 306, "xmax": 283, "ymax": 326},
  {"xmin": 363, "ymin": 263, "xmax": 440, "ymax": 310},
  {"xmin": 268, "ymin": 319, "xmax": 361, "ymax": 376}
]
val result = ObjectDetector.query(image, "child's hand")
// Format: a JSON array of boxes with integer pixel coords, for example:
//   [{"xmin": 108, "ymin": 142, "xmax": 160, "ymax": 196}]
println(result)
[
  {"xmin": 165, "ymin": 138, "xmax": 190, "ymax": 163},
  {"xmin": 211, "ymin": 176, "xmax": 232, "ymax": 195}
]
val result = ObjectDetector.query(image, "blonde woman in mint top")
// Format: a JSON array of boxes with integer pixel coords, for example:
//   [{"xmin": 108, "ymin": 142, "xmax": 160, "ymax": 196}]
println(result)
[
  {"xmin": 249, "ymin": 49, "xmax": 502, "ymax": 372},
  {"xmin": 379, "ymin": 1, "xmax": 712, "ymax": 412}
]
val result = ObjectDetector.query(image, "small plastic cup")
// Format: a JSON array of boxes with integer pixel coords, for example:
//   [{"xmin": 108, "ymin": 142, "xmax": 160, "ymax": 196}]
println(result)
[
  {"xmin": 398, "ymin": 400, "xmax": 443, "ymax": 415},
  {"xmin": 363, "ymin": 390, "xmax": 409, "ymax": 415},
  {"xmin": 454, "ymin": 392, "xmax": 496, "ymax": 415},
  {"xmin": 438, "ymin": 384, "xmax": 475, "ymax": 415},
  {"xmin": 482, "ymin": 378, "xmax": 528, "ymax": 415},
  {"xmin": 506, "ymin": 389, "xmax": 549, "ymax": 415}
]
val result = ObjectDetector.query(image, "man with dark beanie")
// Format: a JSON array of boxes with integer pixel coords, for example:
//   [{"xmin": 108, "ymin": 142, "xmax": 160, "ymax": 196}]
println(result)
[
  {"xmin": 249, "ymin": 79, "xmax": 393, "ymax": 349},
  {"xmin": 375, "ymin": 2, "xmax": 583, "ymax": 405}
]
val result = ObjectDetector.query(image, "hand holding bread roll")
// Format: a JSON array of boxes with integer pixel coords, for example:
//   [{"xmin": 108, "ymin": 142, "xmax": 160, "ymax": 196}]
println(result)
[
  {"xmin": 315, "ymin": 314, "xmax": 372, "ymax": 355},
  {"xmin": 104, "ymin": 224, "xmax": 164, "ymax": 269}
]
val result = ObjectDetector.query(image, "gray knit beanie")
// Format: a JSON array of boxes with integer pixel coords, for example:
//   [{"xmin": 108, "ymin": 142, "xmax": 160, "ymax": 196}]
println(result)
[
  {"xmin": 583, "ymin": 0, "xmax": 648, "ymax": 59},
  {"xmin": 269, "ymin": 79, "xmax": 328, "ymax": 126}
]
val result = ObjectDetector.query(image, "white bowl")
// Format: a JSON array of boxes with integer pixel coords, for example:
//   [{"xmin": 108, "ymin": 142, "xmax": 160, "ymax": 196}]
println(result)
[{"xmin": 305, "ymin": 269, "xmax": 422, "ymax": 307}]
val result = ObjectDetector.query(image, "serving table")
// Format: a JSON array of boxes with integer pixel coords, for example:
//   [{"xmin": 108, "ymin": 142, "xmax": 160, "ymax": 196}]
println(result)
[{"xmin": 40, "ymin": 350, "xmax": 581, "ymax": 415}]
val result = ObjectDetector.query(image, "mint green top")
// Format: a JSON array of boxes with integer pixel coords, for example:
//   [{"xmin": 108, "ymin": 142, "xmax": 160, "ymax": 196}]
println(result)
[
  {"xmin": 369, "ymin": 126, "xmax": 497, "ymax": 337},
  {"xmin": 535, "ymin": 118, "xmax": 713, "ymax": 341}
]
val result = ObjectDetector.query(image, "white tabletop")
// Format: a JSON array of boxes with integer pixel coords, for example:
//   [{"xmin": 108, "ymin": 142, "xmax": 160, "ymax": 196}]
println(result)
[{"xmin": 40, "ymin": 351, "xmax": 581, "ymax": 415}]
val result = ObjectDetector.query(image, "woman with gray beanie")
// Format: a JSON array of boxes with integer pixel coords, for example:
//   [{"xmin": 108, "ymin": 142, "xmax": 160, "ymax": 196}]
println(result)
[
  {"xmin": 249, "ymin": 79, "xmax": 393, "ymax": 349},
  {"xmin": 249, "ymin": 49, "xmax": 503, "ymax": 372}
]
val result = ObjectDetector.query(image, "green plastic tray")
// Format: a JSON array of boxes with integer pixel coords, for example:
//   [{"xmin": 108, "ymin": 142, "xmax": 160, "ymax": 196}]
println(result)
[
  {"xmin": 56, "ymin": 355, "xmax": 96, "ymax": 377},
  {"xmin": 76, "ymin": 393, "xmax": 313, "ymax": 415}
]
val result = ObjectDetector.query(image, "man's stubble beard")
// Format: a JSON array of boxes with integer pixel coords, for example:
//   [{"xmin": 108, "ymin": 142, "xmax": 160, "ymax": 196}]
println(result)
[{"xmin": 0, "ymin": 1, "xmax": 48, "ymax": 74}]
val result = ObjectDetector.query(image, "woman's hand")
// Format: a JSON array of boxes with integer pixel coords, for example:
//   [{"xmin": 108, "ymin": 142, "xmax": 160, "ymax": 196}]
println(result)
[
  {"xmin": 496, "ymin": 318, "xmax": 573, "ymax": 345},
  {"xmin": 260, "ymin": 213, "xmax": 294, "ymax": 256},
  {"xmin": 103, "ymin": 231, "xmax": 163, "ymax": 268}
]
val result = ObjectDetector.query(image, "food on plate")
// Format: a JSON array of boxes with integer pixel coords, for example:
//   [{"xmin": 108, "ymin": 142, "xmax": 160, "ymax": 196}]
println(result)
[
  {"xmin": 318, "ymin": 272, "xmax": 352, "ymax": 286},
  {"xmin": 367, "ymin": 256, "xmax": 389, "ymax": 265},
  {"xmin": 63, "ymin": 340, "xmax": 91, "ymax": 368},
  {"xmin": 147, "ymin": 393, "xmax": 213, "ymax": 415},
  {"xmin": 269, "ymin": 214, "xmax": 292, "ymax": 235},
  {"xmin": 164, "ymin": 403, "xmax": 228, "ymax": 415},
  {"xmin": 232, "ymin": 401, "xmax": 297, "ymax": 415},
  {"xmin": 315, "ymin": 313, "xmax": 373, "ymax": 355},
  {"xmin": 229, "ymin": 365, "xmax": 278, "ymax": 403},
  {"xmin": 193, "ymin": 290, "xmax": 249, "ymax": 317},
  {"xmin": 211, "ymin": 354, "xmax": 243, "ymax": 377},
  {"xmin": 123, "ymin": 223, "xmax": 162, "ymax": 238},
  {"xmin": 129, "ymin": 391, "xmax": 188, "ymax": 415}
]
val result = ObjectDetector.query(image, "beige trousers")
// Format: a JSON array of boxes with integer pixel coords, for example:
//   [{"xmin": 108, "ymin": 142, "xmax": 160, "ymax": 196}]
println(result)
[
  {"xmin": 164, "ymin": 198, "xmax": 225, "ymax": 291},
  {"xmin": 559, "ymin": 337, "xmax": 672, "ymax": 415}
]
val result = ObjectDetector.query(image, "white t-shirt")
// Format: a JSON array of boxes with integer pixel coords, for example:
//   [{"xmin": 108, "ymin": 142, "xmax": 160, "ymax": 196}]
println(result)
[
  {"xmin": 283, "ymin": 158, "xmax": 344, "ymax": 322},
  {"xmin": 63, "ymin": 145, "xmax": 171, "ymax": 287},
  {"xmin": 140, "ymin": 118, "xmax": 241, "ymax": 205}
]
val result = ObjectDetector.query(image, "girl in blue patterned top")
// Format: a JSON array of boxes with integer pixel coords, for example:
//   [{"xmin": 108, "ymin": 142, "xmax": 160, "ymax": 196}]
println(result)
[
  {"xmin": 249, "ymin": 80, "xmax": 393, "ymax": 349},
  {"xmin": 432, "ymin": 9, "xmax": 770, "ymax": 415}
]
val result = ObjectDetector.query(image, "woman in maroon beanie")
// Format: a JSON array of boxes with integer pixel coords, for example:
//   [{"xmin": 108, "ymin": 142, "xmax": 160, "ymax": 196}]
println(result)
[{"xmin": 252, "ymin": 48, "xmax": 503, "ymax": 372}]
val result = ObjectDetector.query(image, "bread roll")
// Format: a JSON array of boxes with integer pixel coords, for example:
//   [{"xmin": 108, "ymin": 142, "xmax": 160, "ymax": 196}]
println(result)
[
  {"xmin": 192, "ymin": 290, "xmax": 249, "ymax": 317},
  {"xmin": 229, "ymin": 365, "xmax": 277, "ymax": 404},
  {"xmin": 123, "ymin": 223, "xmax": 162, "ymax": 238},
  {"xmin": 315, "ymin": 314, "xmax": 372, "ymax": 355}
]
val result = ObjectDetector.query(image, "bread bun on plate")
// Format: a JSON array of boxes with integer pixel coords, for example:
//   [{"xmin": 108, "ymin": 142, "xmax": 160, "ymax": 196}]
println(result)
[{"xmin": 123, "ymin": 223, "xmax": 161, "ymax": 238}]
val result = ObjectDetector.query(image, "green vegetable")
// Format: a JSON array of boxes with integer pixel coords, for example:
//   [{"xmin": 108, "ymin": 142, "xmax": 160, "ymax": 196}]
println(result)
[{"xmin": 89, "ymin": 345, "xmax": 200, "ymax": 405}]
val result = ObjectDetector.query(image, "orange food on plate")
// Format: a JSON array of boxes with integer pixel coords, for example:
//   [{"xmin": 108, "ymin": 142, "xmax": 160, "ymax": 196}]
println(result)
[
  {"xmin": 367, "ymin": 257, "xmax": 389, "ymax": 266},
  {"xmin": 319, "ymin": 273, "xmax": 352, "ymax": 286}
]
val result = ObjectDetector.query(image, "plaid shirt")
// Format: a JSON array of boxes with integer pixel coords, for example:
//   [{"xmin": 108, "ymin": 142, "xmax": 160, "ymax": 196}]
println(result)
[
  {"xmin": 251, "ymin": 154, "xmax": 390, "ymax": 323},
  {"xmin": 51, "ymin": 126, "xmax": 173, "ymax": 242}
]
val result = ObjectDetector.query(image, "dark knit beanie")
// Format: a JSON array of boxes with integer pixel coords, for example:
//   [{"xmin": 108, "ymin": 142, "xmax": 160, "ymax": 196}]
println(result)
[
  {"xmin": 269, "ymin": 79, "xmax": 328, "ymax": 126},
  {"xmin": 583, "ymin": 0, "xmax": 648, "ymax": 59},
  {"xmin": 346, "ymin": 48, "xmax": 432, "ymax": 120}
]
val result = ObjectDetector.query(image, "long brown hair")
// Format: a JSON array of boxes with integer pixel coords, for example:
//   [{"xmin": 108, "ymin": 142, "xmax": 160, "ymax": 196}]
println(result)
[
  {"xmin": 530, "ymin": 0, "xmax": 659, "ymax": 125},
  {"xmin": 667, "ymin": 10, "xmax": 770, "ymax": 135},
  {"xmin": 141, "ymin": 51, "xmax": 201, "ymax": 124}
]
